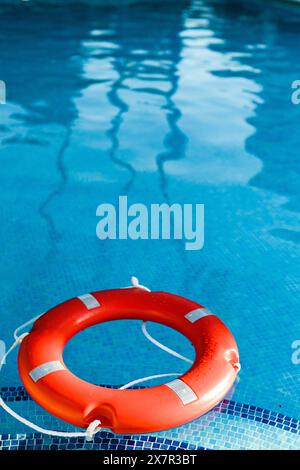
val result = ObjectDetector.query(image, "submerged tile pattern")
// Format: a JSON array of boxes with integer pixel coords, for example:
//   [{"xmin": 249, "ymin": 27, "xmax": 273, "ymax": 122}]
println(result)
[
  {"xmin": 0, "ymin": 431, "xmax": 205, "ymax": 451},
  {"xmin": 1, "ymin": 385, "xmax": 299, "ymax": 450}
]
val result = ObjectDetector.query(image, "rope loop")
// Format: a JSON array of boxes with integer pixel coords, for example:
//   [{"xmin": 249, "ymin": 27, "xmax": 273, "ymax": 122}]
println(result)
[
  {"xmin": 131, "ymin": 276, "xmax": 151, "ymax": 291},
  {"xmin": 86, "ymin": 419, "xmax": 102, "ymax": 441},
  {"xmin": 16, "ymin": 332, "xmax": 29, "ymax": 344}
]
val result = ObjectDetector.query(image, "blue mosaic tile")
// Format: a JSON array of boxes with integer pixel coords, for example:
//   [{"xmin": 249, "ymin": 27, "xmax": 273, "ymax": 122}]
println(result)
[{"xmin": 1, "ymin": 384, "xmax": 299, "ymax": 450}]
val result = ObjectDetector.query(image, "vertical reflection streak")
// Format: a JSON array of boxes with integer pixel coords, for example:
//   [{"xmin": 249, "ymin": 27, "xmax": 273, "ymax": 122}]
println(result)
[
  {"xmin": 156, "ymin": 62, "xmax": 188, "ymax": 203},
  {"xmin": 106, "ymin": 57, "xmax": 136, "ymax": 193},
  {"xmin": 155, "ymin": 20, "xmax": 188, "ymax": 203},
  {"xmin": 38, "ymin": 127, "xmax": 72, "ymax": 242}
]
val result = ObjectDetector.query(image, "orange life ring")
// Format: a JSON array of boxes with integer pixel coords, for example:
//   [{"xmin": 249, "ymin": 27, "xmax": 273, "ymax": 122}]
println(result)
[{"xmin": 18, "ymin": 286, "xmax": 240, "ymax": 434}]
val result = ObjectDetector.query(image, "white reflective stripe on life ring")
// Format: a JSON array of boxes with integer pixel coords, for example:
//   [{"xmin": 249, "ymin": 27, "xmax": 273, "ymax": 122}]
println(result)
[
  {"xmin": 29, "ymin": 361, "xmax": 65, "ymax": 383},
  {"xmin": 165, "ymin": 379, "xmax": 197, "ymax": 405},
  {"xmin": 77, "ymin": 293, "xmax": 101, "ymax": 310},
  {"xmin": 185, "ymin": 307, "xmax": 214, "ymax": 323}
]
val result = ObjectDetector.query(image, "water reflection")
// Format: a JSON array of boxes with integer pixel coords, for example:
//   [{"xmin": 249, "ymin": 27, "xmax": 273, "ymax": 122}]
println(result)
[
  {"xmin": 155, "ymin": 57, "xmax": 188, "ymax": 202},
  {"xmin": 0, "ymin": 1, "xmax": 191, "ymax": 238},
  {"xmin": 0, "ymin": 0, "xmax": 300, "ymax": 233},
  {"xmin": 38, "ymin": 128, "xmax": 72, "ymax": 241},
  {"xmin": 106, "ymin": 63, "xmax": 135, "ymax": 193},
  {"xmin": 0, "ymin": 3, "xmax": 93, "ymax": 242},
  {"xmin": 103, "ymin": 1, "xmax": 190, "ymax": 198},
  {"xmin": 205, "ymin": 0, "xmax": 300, "ymax": 214}
]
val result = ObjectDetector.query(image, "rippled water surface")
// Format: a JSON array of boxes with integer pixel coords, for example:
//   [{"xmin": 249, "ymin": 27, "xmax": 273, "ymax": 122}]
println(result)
[{"xmin": 0, "ymin": 0, "xmax": 300, "ymax": 449}]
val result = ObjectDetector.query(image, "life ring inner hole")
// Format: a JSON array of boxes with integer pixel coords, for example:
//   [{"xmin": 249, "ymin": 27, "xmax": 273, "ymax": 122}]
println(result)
[{"xmin": 63, "ymin": 319, "xmax": 195, "ymax": 389}]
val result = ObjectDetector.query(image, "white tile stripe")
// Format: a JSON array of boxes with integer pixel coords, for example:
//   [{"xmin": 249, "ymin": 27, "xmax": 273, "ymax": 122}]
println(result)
[
  {"xmin": 185, "ymin": 307, "xmax": 214, "ymax": 323},
  {"xmin": 77, "ymin": 293, "xmax": 101, "ymax": 309},
  {"xmin": 29, "ymin": 361, "xmax": 65, "ymax": 383},
  {"xmin": 165, "ymin": 379, "xmax": 198, "ymax": 405}
]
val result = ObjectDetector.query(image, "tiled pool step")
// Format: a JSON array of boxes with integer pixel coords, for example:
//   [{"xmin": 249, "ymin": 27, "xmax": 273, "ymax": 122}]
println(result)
[
  {"xmin": 1, "ymin": 385, "xmax": 299, "ymax": 436},
  {"xmin": 0, "ymin": 431, "xmax": 206, "ymax": 451}
]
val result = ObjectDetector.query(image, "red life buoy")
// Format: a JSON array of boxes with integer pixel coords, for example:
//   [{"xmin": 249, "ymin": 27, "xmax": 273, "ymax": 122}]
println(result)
[{"xmin": 18, "ymin": 286, "xmax": 240, "ymax": 434}]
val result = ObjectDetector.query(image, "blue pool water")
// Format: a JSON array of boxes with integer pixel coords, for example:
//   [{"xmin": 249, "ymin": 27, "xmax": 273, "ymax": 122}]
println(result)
[{"xmin": 1, "ymin": 0, "xmax": 300, "ymax": 450}]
